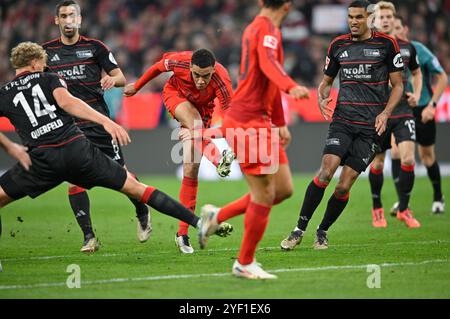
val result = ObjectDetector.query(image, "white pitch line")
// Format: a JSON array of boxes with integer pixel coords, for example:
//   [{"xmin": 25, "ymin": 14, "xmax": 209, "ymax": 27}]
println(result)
[
  {"xmin": 0, "ymin": 258, "xmax": 448, "ymax": 291},
  {"xmin": 2, "ymin": 239, "xmax": 448, "ymax": 262}
]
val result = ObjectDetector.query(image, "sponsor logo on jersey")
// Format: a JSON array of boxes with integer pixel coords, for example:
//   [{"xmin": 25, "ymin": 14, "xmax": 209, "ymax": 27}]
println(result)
[
  {"xmin": 76, "ymin": 50, "xmax": 93, "ymax": 59},
  {"xmin": 57, "ymin": 65, "xmax": 87, "ymax": 80},
  {"xmin": 393, "ymin": 53, "xmax": 404, "ymax": 68},
  {"xmin": 342, "ymin": 64, "xmax": 373, "ymax": 79},
  {"xmin": 339, "ymin": 51, "xmax": 349, "ymax": 59},
  {"xmin": 263, "ymin": 35, "xmax": 278, "ymax": 50},
  {"xmin": 50, "ymin": 54, "xmax": 61, "ymax": 62},
  {"xmin": 363, "ymin": 49, "xmax": 381, "ymax": 57},
  {"xmin": 109, "ymin": 52, "xmax": 118, "ymax": 65}
]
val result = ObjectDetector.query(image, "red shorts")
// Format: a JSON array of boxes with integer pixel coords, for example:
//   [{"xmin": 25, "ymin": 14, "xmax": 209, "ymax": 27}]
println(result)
[
  {"xmin": 222, "ymin": 114, "xmax": 288, "ymax": 175},
  {"xmin": 162, "ymin": 83, "xmax": 214, "ymax": 128}
]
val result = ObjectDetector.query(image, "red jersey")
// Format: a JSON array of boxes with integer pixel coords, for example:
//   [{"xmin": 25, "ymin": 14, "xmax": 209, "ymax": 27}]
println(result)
[
  {"xmin": 228, "ymin": 15, "xmax": 298, "ymax": 126},
  {"xmin": 134, "ymin": 51, "xmax": 232, "ymax": 109}
]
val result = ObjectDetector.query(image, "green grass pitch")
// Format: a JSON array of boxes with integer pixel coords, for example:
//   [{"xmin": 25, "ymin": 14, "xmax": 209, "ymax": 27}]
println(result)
[{"xmin": 0, "ymin": 175, "xmax": 449, "ymax": 298}]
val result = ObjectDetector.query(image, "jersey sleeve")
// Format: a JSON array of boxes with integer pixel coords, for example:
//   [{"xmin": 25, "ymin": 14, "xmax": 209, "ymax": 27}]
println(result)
[
  {"xmin": 323, "ymin": 41, "xmax": 340, "ymax": 78},
  {"xmin": 134, "ymin": 58, "xmax": 167, "ymax": 91},
  {"xmin": 386, "ymin": 38, "xmax": 404, "ymax": 73},
  {"xmin": 408, "ymin": 44, "xmax": 420, "ymax": 72},
  {"xmin": 424, "ymin": 51, "xmax": 445, "ymax": 75},
  {"xmin": 256, "ymin": 25, "xmax": 297, "ymax": 93},
  {"xmin": 213, "ymin": 65, "xmax": 233, "ymax": 111},
  {"xmin": 46, "ymin": 73, "xmax": 68, "ymax": 92},
  {"xmin": 96, "ymin": 41, "xmax": 119, "ymax": 74}
]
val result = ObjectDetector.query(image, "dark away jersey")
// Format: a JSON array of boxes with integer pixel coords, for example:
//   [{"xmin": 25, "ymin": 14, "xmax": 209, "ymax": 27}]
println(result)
[
  {"xmin": 0, "ymin": 72, "xmax": 81, "ymax": 147},
  {"xmin": 43, "ymin": 36, "xmax": 119, "ymax": 127},
  {"xmin": 391, "ymin": 38, "xmax": 420, "ymax": 118},
  {"xmin": 325, "ymin": 31, "xmax": 404, "ymax": 128}
]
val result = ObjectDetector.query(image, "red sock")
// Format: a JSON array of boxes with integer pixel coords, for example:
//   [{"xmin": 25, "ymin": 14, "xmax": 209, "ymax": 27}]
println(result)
[
  {"xmin": 217, "ymin": 193, "xmax": 251, "ymax": 223},
  {"xmin": 238, "ymin": 201, "xmax": 272, "ymax": 265},
  {"xmin": 177, "ymin": 177, "xmax": 198, "ymax": 236}
]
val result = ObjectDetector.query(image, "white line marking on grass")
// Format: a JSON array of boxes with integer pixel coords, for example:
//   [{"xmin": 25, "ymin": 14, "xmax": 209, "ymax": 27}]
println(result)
[
  {"xmin": 2, "ymin": 239, "xmax": 449, "ymax": 262},
  {"xmin": 0, "ymin": 258, "xmax": 448, "ymax": 290}
]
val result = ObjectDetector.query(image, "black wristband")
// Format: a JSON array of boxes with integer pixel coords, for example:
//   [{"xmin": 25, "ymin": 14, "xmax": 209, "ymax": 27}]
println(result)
[{"xmin": 432, "ymin": 101, "xmax": 437, "ymax": 108}]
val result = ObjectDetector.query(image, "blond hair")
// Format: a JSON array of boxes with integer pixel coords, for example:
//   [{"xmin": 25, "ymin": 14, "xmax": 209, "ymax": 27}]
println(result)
[
  {"xmin": 374, "ymin": 1, "xmax": 396, "ymax": 14},
  {"xmin": 10, "ymin": 42, "xmax": 47, "ymax": 69}
]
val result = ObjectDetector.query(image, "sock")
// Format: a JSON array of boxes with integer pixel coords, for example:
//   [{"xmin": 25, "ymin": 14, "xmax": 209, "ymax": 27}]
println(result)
[
  {"xmin": 398, "ymin": 163, "xmax": 415, "ymax": 212},
  {"xmin": 217, "ymin": 193, "xmax": 251, "ymax": 224},
  {"xmin": 391, "ymin": 159, "xmax": 401, "ymax": 199},
  {"xmin": 318, "ymin": 191, "xmax": 350, "ymax": 231},
  {"xmin": 369, "ymin": 165, "xmax": 383, "ymax": 209},
  {"xmin": 426, "ymin": 161, "xmax": 443, "ymax": 201},
  {"xmin": 178, "ymin": 177, "xmax": 198, "ymax": 236},
  {"xmin": 141, "ymin": 187, "xmax": 199, "ymax": 227},
  {"xmin": 238, "ymin": 201, "xmax": 272, "ymax": 265},
  {"xmin": 297, "ymin": 176, "xmax": 329, "ymax": 231},
  {"xmin": 128, "ymin": 174, "xmax": 149, "ymax": 226},
  {"xmin": 68, "ymin": 187, "xmax": 94, "ymax": 240}
]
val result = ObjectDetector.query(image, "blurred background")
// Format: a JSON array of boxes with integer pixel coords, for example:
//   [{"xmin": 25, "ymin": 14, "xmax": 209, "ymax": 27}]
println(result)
[{"xmin": 0, "ymin": 0, "xmax": 449, "ymax": 174}]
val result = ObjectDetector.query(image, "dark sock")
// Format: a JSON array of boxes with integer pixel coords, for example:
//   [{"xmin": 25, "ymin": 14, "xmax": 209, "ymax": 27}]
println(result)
[
  {"xmin": 426, "ymin": 161, "xmax": 443, "ymax": 201},
  {"xmin": 142, "ymin": 187, "xmax": 199, "ymax": 227},
  {"xmin": 68, "ymin": 191, "xmax": 94, "ymax": 240},
  {"xmin": 391, "ymin": 159, "xmax": 401, "ymax": 199},
  {"xmin": 369, "ymin": 166, "xmax": 383, "ymax": 209},
  {"xmin": 128, "ymin": 174, "xmax": 149, "ymax": 225},
  {"xmin": 399, "ymin": 164, "xmax": 415, "ymax": 212},
  {"xmin": 318, "ymin": 192, "xmax": 350, "ymax": 231},
  {"xmin": 297, "ymin": 177, "xmax": 328, "ymax": 231}
]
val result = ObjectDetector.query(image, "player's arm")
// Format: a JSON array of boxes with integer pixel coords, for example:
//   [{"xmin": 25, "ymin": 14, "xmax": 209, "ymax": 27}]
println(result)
[
  {"xmin": 124, "ymin": 59, "xmax": 167, "ymax": 97},
  {"xmin": 256, "ymin": 32, "xmax": 309, "ymax": 100},
  {"xmin": 318, "ymin": 75, "xmax": 335, "ymax": 121},
  {"xmin": 0, "ymin": 133, "xmax": 31, "ymax": 171},
  {"xmin": 101, "ymin": 68, "xmax": 126, "ymax": 90},
  {"xmin": 406, "ymin": 46, "xmax": 422, "ymax": 107},
  {"xmin": 422, "ymin": 70, "xmax": 448, "ymax": 123},
  {"xmin": 375, "ymin": 71, "xmax": 403, "ymax": 135},
  {"xmin": 53, "ymin": 88, "xmax": 130, "ymax": 146}
]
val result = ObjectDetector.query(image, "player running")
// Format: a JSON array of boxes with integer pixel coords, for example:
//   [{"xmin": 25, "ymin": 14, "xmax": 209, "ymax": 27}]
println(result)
[
  {"xmin": 196, "ymin": 0, "xmax": 310, "ymax": 279},
  {"xmin": 0, "ymin": 42, "xmax": 226, "ymax": 253},
  {"xmin": 389, "ymin": 15, "xmax": 448, "ymax": 215},
  {"xmin": 368, "ymin": 1, "xmax": 422, "ymax": 228},
  {"xmin": 42, "ymin": 0, "xmax": 151, "ymax": 253},
  {"xmin": 124, "ymin": 49, "xmax": 234, "ymax": 254},
  {"xmin": 280, "ymin": 0, "xmax": 404, "ymax": 250}
]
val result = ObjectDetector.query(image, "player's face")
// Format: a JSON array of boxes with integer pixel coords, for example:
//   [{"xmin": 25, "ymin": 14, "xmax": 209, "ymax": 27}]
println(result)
[
  {"xmin": 190, "ymin": 65, "xmax": 215, "ymax": 90},
  {"xmin": 55, "ymin": 5, "xmax": 81, "ymax": 39},
  {"xmin": 393, "ymin": 19, "xmax": 406, "ymax": 39},
  {"xmin": 348, "ymin": 7, "xmax": 369, "ymax": 38},
  {"xmin": 375, "ymin": 9, "xmax": 395, "ymax": 35}
]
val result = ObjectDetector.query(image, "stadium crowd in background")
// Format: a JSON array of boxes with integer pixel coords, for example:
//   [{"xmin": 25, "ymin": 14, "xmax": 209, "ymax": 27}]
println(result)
[{"xmin": 1, "ymin": 0, "xmax": 449, "ymax": 94}]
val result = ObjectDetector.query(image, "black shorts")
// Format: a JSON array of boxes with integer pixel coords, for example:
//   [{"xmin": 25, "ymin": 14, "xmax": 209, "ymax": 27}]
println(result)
[
  {"xmin": 413, "ymin": 107, "xmax": 436, "ymax": 146},
  {"xmin": 379, "ymin": 117, "xmax": 416, "ymax": 152},
  {"xmin": 323, "ymin": 121, "xmax": 380, "ymax": 174},
  {"xmin": 80, "ymin": 125, "xmax": 125, "ymax": 166},
  {"xmin": 0, "ymin": 136, "xmax": 128, "ymax": 200}
]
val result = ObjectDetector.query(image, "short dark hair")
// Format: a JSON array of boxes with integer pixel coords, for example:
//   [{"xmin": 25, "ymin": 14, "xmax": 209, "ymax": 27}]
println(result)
[
  {"xmin": 56, "ymin": 0, "xmax": 81, "ymax": 16},
  {"xmin": 191, "ymin": 49, "xmax": 216, "ymax": 68},
  {"xmin": 348, "ymin": 0, "xmax": 371, "ymax": 10},
  {"xmin": 262, "ymin": 0, "xmax": 291, "ymax": 9},
  {"xmin": 394, "ymin": 14, "xmax": 407, "ymax": 26}
]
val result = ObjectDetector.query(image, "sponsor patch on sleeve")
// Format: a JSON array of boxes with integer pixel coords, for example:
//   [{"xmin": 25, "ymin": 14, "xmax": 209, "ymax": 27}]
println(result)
[
  {"xmin": 325, "ymin": 56, "xmax": 330, "ymax": 70},
  {"xmin": 393, "ymin": 53, "xmax": 404, "ymax": 68},
  {"xmin": 263, "ymin": 35, "xmax": 278, "ymax": 50},
  {"xmin": 109, "ymin": 52, "xmax": 118, "ymax": 65}
]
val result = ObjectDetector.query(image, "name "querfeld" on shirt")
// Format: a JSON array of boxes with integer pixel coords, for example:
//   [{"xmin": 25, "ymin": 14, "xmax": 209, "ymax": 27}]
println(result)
[{"xmin": 31, "ymin": 119, "xmax": 63, "ymax": 139}]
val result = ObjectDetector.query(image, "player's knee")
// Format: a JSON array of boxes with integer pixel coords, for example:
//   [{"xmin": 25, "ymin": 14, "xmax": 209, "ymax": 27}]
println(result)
[
  {"xmin": 401, "ymin": 156, "xmax": 415, "ymax": 167},
  {"xmin": 371, "ymin": 160, "xmax": 384, "ymax": 171},
  {"xmin": 419, "ymin": 151, "xmax": 435, "ymax": 167},
  {"xmin": 275, "ymin": 184, "xmax": 293, "ymax": 203},
  {"xmin": 317, "ymin": 169, "xmax": 333, "ymax": 184},
  {"xmin": 335, "ymin": 184, "xmax": 350, "ymax": 197}
]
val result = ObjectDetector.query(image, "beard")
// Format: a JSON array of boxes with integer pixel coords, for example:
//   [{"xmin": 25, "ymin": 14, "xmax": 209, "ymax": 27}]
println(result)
[{"xmin": 61, "ymin": 25, "xmax": 79, "ymax": 39}]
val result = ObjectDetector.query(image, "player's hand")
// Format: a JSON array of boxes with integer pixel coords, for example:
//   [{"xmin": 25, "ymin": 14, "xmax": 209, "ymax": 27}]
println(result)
[
  {"xmin": 289, "ymin": 86, "xmax": 310, "ymax": 100},
  {"xmin": 279, "ymin": 126, "xmax": 292, "ymax": 149},
  {"xmin": 103, "ymin": 121, "xmax": 131, "ymax": 146},
  {"xmin": 406, "ymin": 92, "xmax": 419, "ymax": 107},
  {"xmin": 375, "ymin": 111, "xmax": 389, "ymax": 136},
  {"xmin": 178, "ymin": 128, "xmax": 193, "ymax": 141},
  {"xmin": 123, "ymin": 83, "xmax": 138, "ymax": 97},
  {"xmin": 100, "ymin": 75, "xmax": 116, "ymax": 90},
  {"xmin": 7, "ymin": 143, "xmax": 31, "ymax": 171},
  {"xmin": 318, "ymin": 95, "xmax": 333, "ymax": 121},
  {"xmin": 421, "ymin": 104, "xmax": 435, "ymax": 123}
]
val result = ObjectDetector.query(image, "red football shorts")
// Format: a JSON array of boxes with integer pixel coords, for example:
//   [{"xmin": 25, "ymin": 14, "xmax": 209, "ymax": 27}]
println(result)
[
  {"xmin": 162, "ymin": 83, "xmax": 214, "ymax": 128},
  {"xmin": 222, "ymin": 114, "xmax": 288, "ymax": 175}
]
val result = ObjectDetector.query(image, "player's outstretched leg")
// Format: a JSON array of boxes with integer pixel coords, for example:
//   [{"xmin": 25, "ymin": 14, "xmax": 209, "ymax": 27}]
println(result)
[{"xmin": 67, "ymin": 184, "xmax": 99, "ymax": 253}]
